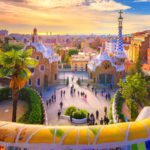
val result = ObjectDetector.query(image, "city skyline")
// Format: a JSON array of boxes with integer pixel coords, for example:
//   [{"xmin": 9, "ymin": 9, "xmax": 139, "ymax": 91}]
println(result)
[{"xmin": 0, "ymin": 0, "xmax": 150, "ymax": 35}]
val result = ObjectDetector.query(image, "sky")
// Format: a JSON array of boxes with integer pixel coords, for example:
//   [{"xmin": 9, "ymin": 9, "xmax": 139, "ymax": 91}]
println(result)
[{"xmin": 0, "ymin": 0, "xmax": 150, "ymax": 35}]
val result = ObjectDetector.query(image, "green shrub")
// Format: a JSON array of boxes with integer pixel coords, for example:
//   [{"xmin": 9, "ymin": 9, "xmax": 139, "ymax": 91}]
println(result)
[
  {"xmin": 65, "ymin": 106, "xmax": 77, "ymax": 116},
  {"xmin": 109, "ymin": 107, "xmax": 113, "ymax": 120},
  {"xmin": 0, "ymin": 88, "xmax": 11, "ymax": 101},
  {"xmin": 72, "ymin": 109, "xmax": 87, "ymax": 119},
  {"xmin": 18, "ymin": 87, "xmax": 42, "ymax": 124}
]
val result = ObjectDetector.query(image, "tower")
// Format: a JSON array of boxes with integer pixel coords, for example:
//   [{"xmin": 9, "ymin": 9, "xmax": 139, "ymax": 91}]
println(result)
[
  {"xmin": 32, "ymin": 28, "xmax": 39, "ymax": 43},
  {"xmin": 115, "ymin": 10, "xmax": 126, "ymax": 65}
]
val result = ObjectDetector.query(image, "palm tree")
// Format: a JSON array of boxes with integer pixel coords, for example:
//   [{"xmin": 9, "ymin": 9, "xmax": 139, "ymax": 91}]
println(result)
[{"xmin": 0, "ymin": 49, "xmax": 38, "ymax": 122}]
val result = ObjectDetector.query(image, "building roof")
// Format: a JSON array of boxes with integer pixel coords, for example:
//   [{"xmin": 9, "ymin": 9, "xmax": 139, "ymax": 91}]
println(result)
[
  {"xmin": 88, "ymin": 50, "xmax": 125, "ymax": 72},
  {"xmin": 25, "ymin": 42, "xmax": 60, "ymax": 63},
  {"xmin": 0, "ymin": 118, "xmax": 149, "ymax": 148}
]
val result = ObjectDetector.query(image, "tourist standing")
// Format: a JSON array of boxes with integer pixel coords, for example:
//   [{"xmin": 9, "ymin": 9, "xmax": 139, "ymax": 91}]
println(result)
[
  {"xmin": 100, "ymin": 118, "xmax": 103, "ymax": 125},
  {"xmin": 60, "ymin": 101, "xmax": 63, "ymax": 109},
  {"xmin": 58, "ymin": 110, "xmax": 61, "ymax": 120},
  {"xmin": 96, "ymin": 110, "xmax": 99, "ymax": 120}
]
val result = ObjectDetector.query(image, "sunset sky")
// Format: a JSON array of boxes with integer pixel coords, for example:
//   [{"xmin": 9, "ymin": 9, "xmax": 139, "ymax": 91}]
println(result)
[{"xmin": 0, "ymin": 0, "xmax": 150, "ymax": 35}]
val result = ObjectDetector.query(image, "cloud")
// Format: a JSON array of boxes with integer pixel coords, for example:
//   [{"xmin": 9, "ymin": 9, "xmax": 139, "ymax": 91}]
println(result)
[
  {"xmin": 0, "ymin": 0, "xmax": 149, "ymax": 35},
  {"xmin": 27, "ymin": 0, "xmax": 130, "ymax": 11},
  {"xmin": 134, "ymin": 0, "xmax": 150, "ymax": 2}
]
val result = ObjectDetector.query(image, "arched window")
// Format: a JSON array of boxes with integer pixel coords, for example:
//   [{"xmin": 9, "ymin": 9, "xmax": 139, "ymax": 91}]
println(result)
[
  {"xmin": 36, "ymin": 56, "xmax": 40, "ymax": 60},
  {"xmin": 28, "ymin": 79, "xmax": 32, "ymax": 86},
  {"xmin": 37, "ymin": 78, "xmax": 40, "ymax": 86},
  {"xmin": 40, "ymin": 65, "xmax": 45, "ymax": 71}
]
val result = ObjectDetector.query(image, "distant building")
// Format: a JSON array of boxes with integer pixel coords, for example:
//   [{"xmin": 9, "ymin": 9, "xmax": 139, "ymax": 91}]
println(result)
[
  {"xmin": 0, "ymin": 29, "xmax": 8, "ymax": 41},
  {"xmin": 88, "ymin": 11, "xmax": 127, "ymax": 87},
  {"xmin": 127, "ymin": 32, "xmax": 150, "ymax": 63},
  {"xmin": 142, "ymin": 48, "xmax": 150, "ymax": 74},
  {"xmin": 24, "ymin": 28, "xmax": 60, "ymax": 91},
  {"xmin": 71, "ymin": 52, "xmax": 90, "ymax": 71}
]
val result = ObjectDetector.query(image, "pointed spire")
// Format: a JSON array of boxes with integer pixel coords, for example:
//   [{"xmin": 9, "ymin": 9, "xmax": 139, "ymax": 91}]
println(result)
[{"xmin": 115, "ymin": 10, "xmax": 126, "ymax": 59}]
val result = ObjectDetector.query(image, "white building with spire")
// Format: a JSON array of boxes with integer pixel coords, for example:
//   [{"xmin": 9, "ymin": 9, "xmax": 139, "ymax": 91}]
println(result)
[
  {"xmin": 88, "ymin": 11, "xmax": 127, "ymax": 87},
  {"xmin": 24, "ymin": 28, "xmax": 60, "ymax": 91}
]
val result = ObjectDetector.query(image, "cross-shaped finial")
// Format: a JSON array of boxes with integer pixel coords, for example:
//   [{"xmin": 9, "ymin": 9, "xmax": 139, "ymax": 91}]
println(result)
[{"xmin": 119, "ymin": 10, "xmax": 123, "ymax": 19}]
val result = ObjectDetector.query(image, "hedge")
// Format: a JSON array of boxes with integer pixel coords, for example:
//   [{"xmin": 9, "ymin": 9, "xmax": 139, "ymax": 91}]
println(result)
[
  {"xmin": 109, "ymin": 91, "xmax": 125, "ymax": 122},
  {"xmin": 0, "ymin": 87, "xmax": 43, "ymax": 124},
  {"xmin": 18, "ymin": 87, "xmax": 43, "ymax": 124}
]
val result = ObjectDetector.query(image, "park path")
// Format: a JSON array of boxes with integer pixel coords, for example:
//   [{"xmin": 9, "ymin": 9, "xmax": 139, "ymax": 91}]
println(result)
[{"xmin": 43, "ymin": 72, "xmax": 111, "ymax": 125}]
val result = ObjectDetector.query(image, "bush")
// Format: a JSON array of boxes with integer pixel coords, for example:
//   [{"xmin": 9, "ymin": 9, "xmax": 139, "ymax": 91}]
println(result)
[
  {"xmin": 65, "ymin": 106, "xmax": 77, "ymax": 116},
  {"xmin": 18, "ymin": 87, "xmax": 43, "ymax": 124},
  {"xmin": 65, "ymin": 106, "xmax": 88, "ymax": 119},
  {"xmin": 0, "ymin": 88, "xmax": 11, "ymax": 101},
  {"xmin": 72, "ymin": 109, "xmax": 87, "ymax": 119}
]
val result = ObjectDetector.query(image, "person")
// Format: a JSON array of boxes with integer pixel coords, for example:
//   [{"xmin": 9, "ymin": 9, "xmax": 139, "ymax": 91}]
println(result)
[
  {"xmin": 63, "ymin": 90, "xmax": 66, "ymax": 96},
  {"xmin": 104, "ymin": 107, "xmax": 107, "ymax": 115},
  {"xmin": 100, "ymin": 118, "xmax": 103, "ymax": 125},
  {"xmin": 58, "ymin": 110, "xmax": 61, "ymax": 120},
  {"xmin": 96, "ymin": 110, "xmax": 99, "ymax": 120},
  {"xmin": 46, "ymin": 101, "xmax": 48, "ymax": 107},
  {"xmin": 87, "ymin": 113, "xmax": 90, "ymax": 124},
  {"xmin": 101, "ymin": 90, "xmax": 103, "ymax": 96},
  {"xmin": 105, "ymin": 94, "xmax": 108, "ymax": 100},
  {"xmin": 51, "ymin": 95, "xmax": 53, "ymax": 102},
  {"xmin": 70, "ymin": 114, "xmax": 72, "ymax": 122},
  {"xmin": 61, "ymin": 90, "xmax": 63, "ymax": 98},
  {"xmin": 60, "ymin": 101, "xmax": 63, "ymax": 109},
  {"xmin": 106, "ymin": 117, "xmax": 109, "ymax": 125},
  {"xmin": 95, "ymin": 90, "xmax": 97, "ymax": 96},
  {"xmin": 54, "ymin": 94, "xmax": 56, "ymax": 102},
  {"xmin": 78, "ymin": 91, "xmax": 80, "ymax": 97},
  {"xmin": 104, "ymin": 115, "xmax": 107, "ymax": 125}
]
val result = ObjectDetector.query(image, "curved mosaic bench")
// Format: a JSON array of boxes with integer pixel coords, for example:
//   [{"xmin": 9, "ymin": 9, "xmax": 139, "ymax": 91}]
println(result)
[{"xmin": 0, "ymin": 118, "xmax": 150, "ymax": 150}]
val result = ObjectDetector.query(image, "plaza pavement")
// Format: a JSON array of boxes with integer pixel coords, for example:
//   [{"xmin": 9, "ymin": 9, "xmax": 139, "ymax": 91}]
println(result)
[
  {"xmin": 0, "ymin": 100, "xmax": 27, "ymax": 121},
  {"xmin": 43, "ymin": 72, "xmax": 112, "ymax": 125}
]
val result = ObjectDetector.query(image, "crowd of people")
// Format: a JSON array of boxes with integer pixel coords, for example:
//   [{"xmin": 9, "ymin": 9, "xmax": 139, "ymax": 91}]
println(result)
[
  {"xmin": 46, "ymin": 91, "xmax": 56, "ymax": 107},
  {"xmin": 87, "ymin": 109, "xmax": 110, "ymax": 125},
  {"xmin": 70, "ymin": 85, "xmax": 88, "ymax": 101},
  {"xmin": 101, "ymin": 89, "xmax": 111, "ymax": 100}
]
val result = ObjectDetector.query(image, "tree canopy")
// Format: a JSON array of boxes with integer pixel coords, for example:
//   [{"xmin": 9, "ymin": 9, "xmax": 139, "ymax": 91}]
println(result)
[
  {"xmin": 68, "ymin": 49, "xmax": 79, "ymax": 56},
  {"xmin": 2, "ymin": 43, "xmax": 24, "ymax": 52},
  {"xmin": 0, "ymin": 49, "xmax": 38, "ymax": 122},
  {"xmin": 118, "ymin": 73, "xmax": 148, "ymax": 120}
]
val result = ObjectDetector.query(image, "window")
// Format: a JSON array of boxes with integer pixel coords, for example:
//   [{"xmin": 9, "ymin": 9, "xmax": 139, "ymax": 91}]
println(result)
[
  {"xmin": 37, "ymin": 78, "xmax": 40, "ymax": 86},
  {"xmin": 36, "ymin": 56, "xmax": 40, "ymax": 60},
  {"xmin": 40, "ymin": 65, "xmax": 45, "ymax": 71},
  {"xmin": 28, "ymin": 79, "xmax": 32, "ymax": 86},
  {"xmin": 30, "ymin": 68, "xmax": 34, "ymax": 74},
  {"xmin": 55, "ymin": 74, "xmax": 57, "ymax": 80}
]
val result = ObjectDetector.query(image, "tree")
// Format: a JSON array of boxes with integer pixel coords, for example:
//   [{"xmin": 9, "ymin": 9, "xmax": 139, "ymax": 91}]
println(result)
[
  {"xmin": 0, "ymin": 49, "xmax": 38, "ymax": 122},
  {"xmin": 118, "ymin": 73, "xmax": 148, "ymax": 120},
  {"xmin": 2, "ymin": 43, "xmax": 24, "ymax": 52},
  {"xmin": 135, "ymin": 54, "xmax": 142, "ymax": 74},
  {"xmin": 68, "ymin": 49, "xmax": 79, "ymax": 56}
]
